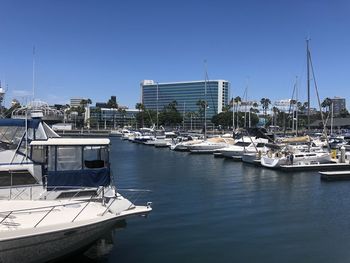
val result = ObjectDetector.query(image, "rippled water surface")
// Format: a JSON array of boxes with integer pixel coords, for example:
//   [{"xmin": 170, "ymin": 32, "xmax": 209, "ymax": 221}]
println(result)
[{"xmin": 78, "ymin": 138, "xmax": 350, "ymax": 263}]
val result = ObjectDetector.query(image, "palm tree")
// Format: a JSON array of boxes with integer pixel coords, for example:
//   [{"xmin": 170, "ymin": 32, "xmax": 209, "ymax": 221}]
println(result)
[
  {"xmin": 272, "ymin": 106, "xmax": 279, "ymax": 126},
  {"xmin": 260, "ymin": 98, "xmax": 271, "ymax": 126},
  {"xmin": 80, "ymin": 99, "xmax": 92, "ymax": 128},
  {"xmin": 321, "ymin": 97, "xmax": 332, "ymax": 113},
  {"xmin": 167, "ymin": 100, "xmax": 178, "ymax": 110},
  {"xmin": 118, "ymin": 108, "xmax": 127, "ymax": 128},
  {"xmin": 135, "ymin": 102, "xmax": 145, "ymax": 128}
]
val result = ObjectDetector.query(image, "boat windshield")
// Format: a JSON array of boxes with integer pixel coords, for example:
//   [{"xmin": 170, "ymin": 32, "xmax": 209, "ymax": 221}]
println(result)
[
  {"xmin": 256, "ymin": 143, "xmax": 265, "ymax": 148},
  {"xmin": 0, "ymin": 126, "xmax": 25, "ymax": 150},
  {"xmin": 235, "ymin": 142, "xmax": 251, "ymax": 147}
]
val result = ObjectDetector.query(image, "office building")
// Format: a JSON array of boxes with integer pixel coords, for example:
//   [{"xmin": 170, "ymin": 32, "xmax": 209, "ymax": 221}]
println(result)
[
  {"xmin": 89, "ymin": 107, "xmax": 138, "ymax": 129},
  {"xmin": 141, "ymin": 80, "xmax": 229, "ymax": 121},
  {"xmin": 331, "ymin": 97, "xmax": 346, "ymax": 115},
  {"xmin": 70, "ymin": 97, "xmax": 86, "ymax": 108}
]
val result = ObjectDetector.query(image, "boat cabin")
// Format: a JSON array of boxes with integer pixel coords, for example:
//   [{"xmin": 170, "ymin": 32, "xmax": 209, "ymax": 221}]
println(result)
[
  {"xmin": 0, "ymin": 119, "xmax": 112, "ymax": 191},
  {"xmin": 30, "ymin": 138, "xmax": 111, "ymax": 189}
]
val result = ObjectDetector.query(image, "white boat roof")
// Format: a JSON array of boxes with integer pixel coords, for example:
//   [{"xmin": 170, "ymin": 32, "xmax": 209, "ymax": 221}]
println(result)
[{"xmin": 30, "ymin": 138, "xmax": 110, "ymax": 146}]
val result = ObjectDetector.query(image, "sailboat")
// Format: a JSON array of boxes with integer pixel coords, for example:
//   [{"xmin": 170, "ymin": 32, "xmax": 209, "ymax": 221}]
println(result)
[{"xmin": 261, "ymin": 40, "xmax": 332, "ymax": 169}]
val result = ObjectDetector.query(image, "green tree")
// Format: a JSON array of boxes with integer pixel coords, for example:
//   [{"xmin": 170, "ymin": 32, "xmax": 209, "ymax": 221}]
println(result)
[
  {"xmin": 321, "ymin": 97, "xmax": 332, "ymax": 112},
  {"xmin": 196, "ymin": 99, "xmax": 207, "ymax": 126},
  {"xmin": 271, "ymin": 106, "xmax": 279, "ymax": 126},
  {"xmin": 135, "ymin": 102, "xmax": 145, "ymax": 128},
  {"xmin": 136, "ymin": 109, "xmax": 156, "ymax": 127},
  {"xmin": 107, "ymin": 96, "xmax": 118, "ymax": 109},
  {"xmin": 159, "ymin": 101, "xmax": 182, "ymax": 127},
  {"xmin": 260, "ymin": 98, "xmax": 271, "ymax": 126},
  {"xmin": 339, "ymin": 108, "xmax": 350, "ymax": 118},
  {"xmin": 118, "ymin": 108, "xmax": 127, "ymax": 127},
  {"xmin": 5, "ymin": 100, "xmax": 21, "ymax": 118}
]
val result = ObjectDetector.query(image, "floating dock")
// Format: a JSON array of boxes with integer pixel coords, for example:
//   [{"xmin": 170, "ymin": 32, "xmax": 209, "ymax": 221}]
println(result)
[
  {"xmin": 320, "ymin": 171, "xmax": 350, "ymax": 181},
  {"xmin": 279, "ymin": 162, "xmax": 350, "ymax": 172}
]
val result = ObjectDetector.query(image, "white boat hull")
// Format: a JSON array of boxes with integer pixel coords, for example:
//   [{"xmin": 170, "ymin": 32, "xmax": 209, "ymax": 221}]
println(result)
[{"xmin": 0, "ymin": 218, "xmax": 117, "ymax": 263}]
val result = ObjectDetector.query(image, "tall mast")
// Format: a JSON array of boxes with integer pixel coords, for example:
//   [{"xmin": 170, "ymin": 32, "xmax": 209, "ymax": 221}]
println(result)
[
  {"xmin": 295, "ymin": 76, "xmax": 299, "ymax": 136},
  {"xmin": 204, "ymin": 60, "xmax": 207, "ymax": 139},
  {"xmin": 156, "ymin": 81, "xmax": 159, "ymax": 129},
  {"xmin": 306, "ymin": 39, "xmax": 310, "ymax": 132},
  {"xmin": 32, "ymin": 46, "xmax": 36, "ymax": 101}
]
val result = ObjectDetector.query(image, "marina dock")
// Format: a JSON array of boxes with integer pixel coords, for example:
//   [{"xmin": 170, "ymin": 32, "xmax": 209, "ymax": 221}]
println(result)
[
  {"xmin": 279, "ymin": 161, "xmax": 350, "ymax": 172},
  {"xmin": 320, "ymin": 170, "xmax": 350, "ymax": 181}
]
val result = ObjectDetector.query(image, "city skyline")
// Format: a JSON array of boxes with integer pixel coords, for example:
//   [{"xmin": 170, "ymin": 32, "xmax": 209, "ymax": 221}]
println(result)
[{"xmin": 1, "ymin": 0, "xmax": 349, "ymax": 109}]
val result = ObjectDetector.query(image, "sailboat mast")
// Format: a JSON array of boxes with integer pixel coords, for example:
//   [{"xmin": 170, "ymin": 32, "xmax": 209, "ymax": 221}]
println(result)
[
  {"xmin": 156, "ymin": 81, "xmax": 159, "ymax": 129},
  {"xmin": 306, "ymin": 39, "xmax": 310, "ymax": 132},
  {"xmin": 204, "ymin": 60, "xmax": 207, "ymax": 139},
  {"xmin": 296, "ymin": 77, "xmax": 299, "ymax": 136},
  {"xmin": 32, "ymin": 46, "xmax": 35, "ymax": 101}
]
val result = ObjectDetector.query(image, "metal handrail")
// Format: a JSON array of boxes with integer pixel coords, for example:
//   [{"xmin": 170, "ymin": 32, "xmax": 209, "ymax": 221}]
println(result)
[
  {"xmin": 71, "ymin": 187, "xmax": 104, "ymax": 222},
  {"xmin": 0, "ymin": 211, "xmax": 13, "ymax": 224},
  {"xmin": 34, "ymin": 206, "xmax": 56, "ymax": 228},
  {"xmin": 0, "ymin": 200, "xmax": 87, "ymax": 215},
  {"xmin": 0, "ymin": 187, "xmax": 152, "ymax": 228}
]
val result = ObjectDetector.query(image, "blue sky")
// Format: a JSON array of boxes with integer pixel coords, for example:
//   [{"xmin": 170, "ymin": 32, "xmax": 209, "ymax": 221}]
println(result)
[{"xmin": 0, "ymin": 0, "xmax": 349, "ymax": 108}]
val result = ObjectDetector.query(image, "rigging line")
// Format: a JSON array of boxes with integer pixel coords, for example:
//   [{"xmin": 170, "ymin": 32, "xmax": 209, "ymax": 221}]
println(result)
[
  {"xmin": 308, "ymin": 51, "xmax": 330, "ymax": 149},
  {"xmin": 205, "ymin": 71, "xmax": 217, "ymax": 115},
  {"xmin": 284, "ymin": 78, "xmax": 298, "ymax": 136}
]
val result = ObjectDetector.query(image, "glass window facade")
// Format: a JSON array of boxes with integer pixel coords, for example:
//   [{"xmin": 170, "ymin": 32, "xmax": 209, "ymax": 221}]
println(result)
[{"xmin": 141, "ymin": 80, "xmax": 229, "ymax": 121}]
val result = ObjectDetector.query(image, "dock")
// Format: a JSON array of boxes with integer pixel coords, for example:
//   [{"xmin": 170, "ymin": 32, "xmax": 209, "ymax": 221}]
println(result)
[
  {"xmin": 280, "ymin": 162, "xmax": 350, "ymax": 172},
  {"xmin": 320, "ymin": 171, "xmax": 350, "ymax": 181}
]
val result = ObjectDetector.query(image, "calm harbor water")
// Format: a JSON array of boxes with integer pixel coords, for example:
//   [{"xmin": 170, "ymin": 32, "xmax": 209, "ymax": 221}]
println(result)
[{"xmin": 74, "ymin": 138, "xmax": 350, "ymax": 262}]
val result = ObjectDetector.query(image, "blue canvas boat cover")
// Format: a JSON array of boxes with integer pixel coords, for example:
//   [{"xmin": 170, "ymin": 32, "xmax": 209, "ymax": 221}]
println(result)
[
  {"xmin": 0, "ymin": 119, "xmax": 41, "ymax": 128},
  {"xmin": 47, "ymin": 168, "xmax": 110, "ymax": 188}
]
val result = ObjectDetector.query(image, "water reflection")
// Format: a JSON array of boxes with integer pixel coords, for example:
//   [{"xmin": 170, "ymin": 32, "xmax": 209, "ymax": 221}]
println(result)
[{"xmin": 62, "ymin": 220, "xmax": 127, "ymax": 262}]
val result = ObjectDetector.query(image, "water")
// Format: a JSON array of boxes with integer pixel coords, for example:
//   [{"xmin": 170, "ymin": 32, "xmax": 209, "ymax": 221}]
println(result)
[{"xmin": 80, "ymin": 138, "xmax": 350, "ymax": 262}]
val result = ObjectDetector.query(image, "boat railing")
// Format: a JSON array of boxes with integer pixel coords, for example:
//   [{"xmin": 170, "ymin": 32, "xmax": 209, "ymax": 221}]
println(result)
[
  {"xmin": 101, "ymin": 188, "xmax": 151, "ymax": 216},
  {"xmin": 117, "ymin": 188, "xmax": 152, "ymax": 206},
  {"xmin": 0, "ymin": 199, "xmax": 94, "ymax": 228},
  {"xmin": 0, "ymin": 184, "xmax": 43, "ymax": 200},
  {"xmin": 0, "ymin": 187, "xmax": 152, "ymax": 228}
]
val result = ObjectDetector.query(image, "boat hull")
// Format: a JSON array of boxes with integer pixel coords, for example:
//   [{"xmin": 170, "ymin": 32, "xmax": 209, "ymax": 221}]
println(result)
[{"xmin": 0, "ymin": 218, "xmax": 117, "ymax": 263}]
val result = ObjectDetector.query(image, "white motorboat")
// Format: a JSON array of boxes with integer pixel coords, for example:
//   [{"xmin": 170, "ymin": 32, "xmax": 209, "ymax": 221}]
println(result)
[
  {"xmin": 170, "ymin": 139, "xmax": 203, "ymax": 151},
  {"xmin": 215, "ymin": 137, "xmax": 268, "ymax": 158},
  {"xmin": 0, "ymin": 117, "xmax": 152, "ymax": 262},
  {"xmin": 121, "ymin": 129, "xmax": 133, "ymax": 140},
  {"xmin": 188, "ymin": 137, "xmax": 235, "ymax": 153},
  {"xmin": 261, "ymin": 150, "xmax": 332, "ymax": 168},
  {"xmin": 0, "ymin": 196, "xmax": 151, "ymax": 263},
  {"xmin": 242, "ymin": 152, "xmax": 264, "ymax": 164}
]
